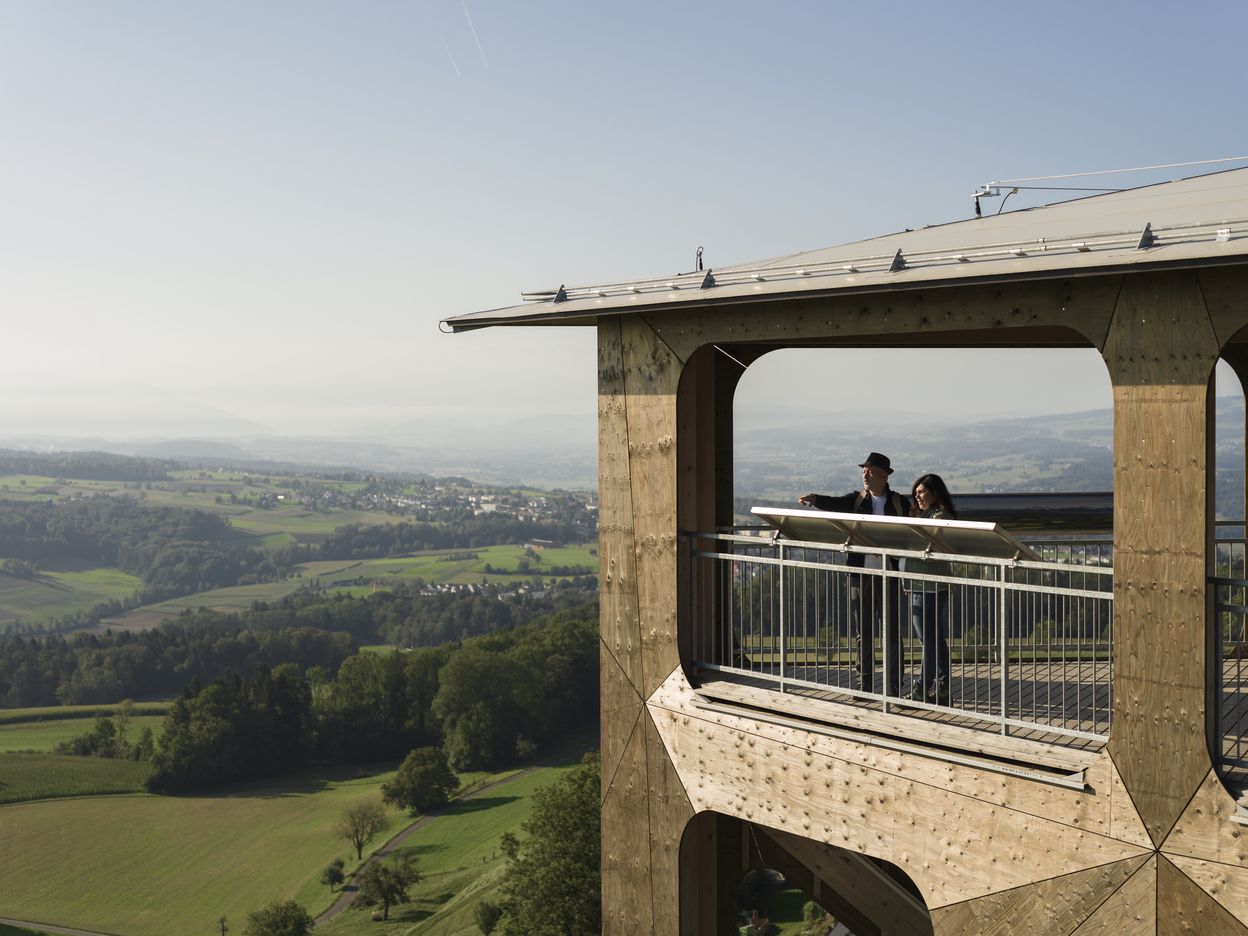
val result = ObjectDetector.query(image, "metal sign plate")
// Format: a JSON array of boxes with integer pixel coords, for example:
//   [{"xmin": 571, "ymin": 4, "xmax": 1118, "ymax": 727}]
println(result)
[{"xmin": 751, "ymin": 506, "xmax": 1039, "ymax": 561}]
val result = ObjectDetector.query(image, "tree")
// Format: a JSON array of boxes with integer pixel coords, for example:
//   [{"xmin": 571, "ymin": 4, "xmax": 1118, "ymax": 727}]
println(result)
[
  {"xmin": 381, "ymin": 746, "xmax": 458, "ymax": 815},
  {"xmin": 474, "ymin": 901, "xmax": 503, "ymax": 934},
  {"xmin": 356, "ymin": 853, "xmax": 420, "ymax": 921},
  {"xmin": 242, "ymin": 899, "xmax": 314, "ymax": 936},
  {"xmin": 497, "ymin": 752, "xmax": 599, "ymax": 936},
  {"xmin": 334, "ymin": 799, "xmax": 389, "ymax": 861},
  {"xmin": 319, "ymin": 857, "xmax": 345, "ymax": 892}
]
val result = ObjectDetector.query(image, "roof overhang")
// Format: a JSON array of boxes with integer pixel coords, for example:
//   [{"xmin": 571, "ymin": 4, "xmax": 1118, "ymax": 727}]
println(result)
[{"xmin": 443, "ymin": 168, "xmax": 1248, "ymax": 333}]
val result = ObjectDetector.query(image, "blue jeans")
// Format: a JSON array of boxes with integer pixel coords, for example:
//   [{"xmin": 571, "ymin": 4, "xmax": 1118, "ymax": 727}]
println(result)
[{"xmin": 909, "ymin": 590, "xmax": 950, "ymax": 694}]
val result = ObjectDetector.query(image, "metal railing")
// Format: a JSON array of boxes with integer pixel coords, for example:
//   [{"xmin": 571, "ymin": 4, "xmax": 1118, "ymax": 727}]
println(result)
[
  {"xmin": 686, "ymin": 529, "xmax": 1114, "ymax": 747},
  {"xmin": 1213, "ymin": 520, "xmax": 1248, "ymax": 782}
]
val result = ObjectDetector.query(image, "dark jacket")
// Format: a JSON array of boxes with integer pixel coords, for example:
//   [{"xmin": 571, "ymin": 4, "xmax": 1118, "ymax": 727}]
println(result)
[{"xmin": 810, "ymin": 487, "xmax": 910, "ymax": 569}]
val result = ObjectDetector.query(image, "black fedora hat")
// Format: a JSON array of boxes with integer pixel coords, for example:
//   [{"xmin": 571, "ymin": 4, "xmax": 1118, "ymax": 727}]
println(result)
[{"xmin": 858, "ymin": 452, "xmax": 893, "ymax": 474}]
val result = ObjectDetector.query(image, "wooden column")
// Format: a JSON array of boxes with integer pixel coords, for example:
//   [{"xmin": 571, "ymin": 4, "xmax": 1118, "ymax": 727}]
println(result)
[{"xmin": 1101, "ymin": 270, "xmax": 1222, "ymax": 849}]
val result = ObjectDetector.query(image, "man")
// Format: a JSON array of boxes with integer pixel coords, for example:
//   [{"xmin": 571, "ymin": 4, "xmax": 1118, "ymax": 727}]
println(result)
[{"xmin": 800, "ymin": 453, "xmax": 909, "ymax": 696}]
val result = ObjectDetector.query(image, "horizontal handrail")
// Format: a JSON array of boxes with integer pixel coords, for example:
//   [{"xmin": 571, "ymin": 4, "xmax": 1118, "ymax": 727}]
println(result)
[{"xmin": 685, "ymin": 530, "xmax": 1113, "ymax": 750}]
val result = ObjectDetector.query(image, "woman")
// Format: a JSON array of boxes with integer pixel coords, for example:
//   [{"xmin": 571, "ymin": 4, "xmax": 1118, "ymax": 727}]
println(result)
[{"xmin": 907, "ymin": 473, "xmax": 956, "ymax": 704}]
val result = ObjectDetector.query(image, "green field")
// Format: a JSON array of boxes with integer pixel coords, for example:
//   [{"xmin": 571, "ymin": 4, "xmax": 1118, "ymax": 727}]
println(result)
[
  {"xmin": 0, "ymin": 764, "xmax": 411, "ymax": 936},
  {"xmin": 0, "ymin": 559, "xmax": 143, "ymax": 625},
  {"xmin": 0, "ymin": 715, "xmax": 166, "ymax": 753},
  {"xmin": 0, "ymin": 702, "xmax": 169, "ymax": 725},
  {"xmin": 316, "ymin": 762, "xmax": 580, "ymax": 935},
  {"xmin": 0, "ymin": 752, "xmax": 151, "ymax": 804},
  {"xmin": 0, "ymin": 923, "xmax": 53, "ymax": 936}
]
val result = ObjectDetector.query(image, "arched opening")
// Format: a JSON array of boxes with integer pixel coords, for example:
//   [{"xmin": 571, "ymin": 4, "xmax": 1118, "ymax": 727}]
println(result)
[
  {"xmin": 679, "ymin": 811, "xmax": 933, "ymax": 936},
  {"xmin": 680, "ymin": 340, "xmax": 1117, "ymax": 765},
  {"xmin": 1213, "ymin": 344, "xmax": 1248, "ymax": 788}
]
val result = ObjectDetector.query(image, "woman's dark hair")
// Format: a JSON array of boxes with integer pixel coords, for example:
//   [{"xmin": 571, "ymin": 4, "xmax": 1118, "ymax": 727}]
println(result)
[{"xmin": 911, "ymin": 473, "xmax": 957, "ymax": 519}]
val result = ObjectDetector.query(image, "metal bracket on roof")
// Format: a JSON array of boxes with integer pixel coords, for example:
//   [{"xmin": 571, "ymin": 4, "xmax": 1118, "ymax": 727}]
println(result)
[
  {"xmin": 889, "ymin": 249, "xmax": 907, "ymax": 272},
  {"xmin": 700, "ymin": 269, "xmax": 717, "ymax": 289},
  {"xmin": 1137, "ymin": 223, "xmax": 1156, "ymax": 250},
  {"xmin": 552, "ymin": 284, "xmax": 568, "ymax": 303}
]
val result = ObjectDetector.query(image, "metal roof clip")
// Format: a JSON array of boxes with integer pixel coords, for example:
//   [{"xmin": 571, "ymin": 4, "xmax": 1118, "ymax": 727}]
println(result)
[
  {"xmin": 889, "ymin": 249, "xmax": 907, "ymax": 272},
  {"xmin": 1137, "ymin": 223, "xmax": 1157, "ymax": 250},
  {"xmin": 700, "ymin": 269, "xmax": 717, "ymax": 289}
]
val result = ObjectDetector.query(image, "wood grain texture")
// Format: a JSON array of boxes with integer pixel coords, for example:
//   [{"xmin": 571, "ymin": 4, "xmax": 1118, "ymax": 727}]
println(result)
[
  {"xmin": 644, "ymin": 709, "xmax": 694, "ymax": 935},
  {"xmin": 1069, "ymin": 855, "xmax": 1156, "ymax": 935},
  {"xmin": 601, "ymin": 640, "xmax": 643, "ymax": 805},
  {"xmin": 1197, "ymin": 265, "xmax": 1248, "ymax": 350},
  {"xmin": 646, "ymin": 276, "xmax": 1121, "ymax": 362},
  {"xmin": 1159, "ymin": 854, "xmax": 1248, "ymax": 935},
  {"xmin": 1162, "ymin": 768, "xmax": 1245, "ymax": 864},
  {"xmin": 1103, "ymin": 271, "xmax": 1221, "ymax": 847},
  {"xmin": 654, "ymin": 668, "xmax": 1147, "ymax": 854},
  {"xmin": 929, "ymin": 855, "xmax": 1147, "ymax": 936},
  {"xmin": 601, "ymin": 709, "xmax": 653, "ymax": 936},
  {"xmin": 1169, "ymin": 854, "xmax": 1248, "ymax": 930},
  {"xmin": 647, "ymin": 671, "xmax": 1149, "ymax": 910},
  {"xmin": 620, "ymin": 318, "xmax": 682, "ymax": 699},
  {"xmin": 765, "ymin": 826, "xmax": 933, "ymax": 935},
  {"xmin": 599, "ymin": 320, "xmax": 644, "ymax": 693}
]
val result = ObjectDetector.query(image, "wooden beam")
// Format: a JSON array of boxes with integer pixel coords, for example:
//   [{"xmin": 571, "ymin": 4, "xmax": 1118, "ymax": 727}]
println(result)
[
  {"xmin": 646, "ymin": 276, "xmax": 1121, "ymax": 362},
  {"xmin": 621, "ymin": 318, "xmax": 682, "ymax": 699},
  {"xmin": 1102, "ymin": 270, "xmax": 1222, "ymax": 847}
]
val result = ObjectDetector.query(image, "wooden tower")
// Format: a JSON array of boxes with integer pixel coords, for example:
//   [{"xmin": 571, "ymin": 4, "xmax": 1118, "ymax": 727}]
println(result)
[{"xmin": 446, "ymin": 169, "xmax": 1248, "ymax": 934}]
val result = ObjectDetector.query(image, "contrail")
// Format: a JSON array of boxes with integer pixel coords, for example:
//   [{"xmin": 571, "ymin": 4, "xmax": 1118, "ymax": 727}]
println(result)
[
  {"xmin": 440, "ymin": 34, "xmax": 461, "ymax": 78},
  {"xmin": 461, "ymin": 0, "xmax": 489, "ymax": 68}
]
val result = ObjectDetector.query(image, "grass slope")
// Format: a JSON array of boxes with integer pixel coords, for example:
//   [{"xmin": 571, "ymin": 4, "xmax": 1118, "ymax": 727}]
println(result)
[
  {"xmin": 0, "ymin": 560, "xmax": 142, "ymax": 625},
  {"xmin": 316, "ymin": 762, "xmax": 580, "ymax": 936}
]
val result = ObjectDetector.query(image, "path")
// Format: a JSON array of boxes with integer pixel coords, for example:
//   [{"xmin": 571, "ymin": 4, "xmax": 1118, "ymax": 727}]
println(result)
[
  {"xmin": 0, "ymin": 916, "xmax": 118, "ymax": 936},
  {"xmin": 315, "ymin": 765, "xmax": 539, "ymax": 924}
]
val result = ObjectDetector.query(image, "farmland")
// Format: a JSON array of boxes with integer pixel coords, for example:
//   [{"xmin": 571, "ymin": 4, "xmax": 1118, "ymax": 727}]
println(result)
[
  {"xmin": 0, "ymin": 760, "xmax": 549, "ymax": 936},
  {"xmin": 105, "ymin": 543, "xmax": 597, "ymax": 629},
  {"xmin": 0, "ymin": 715, "xmax": 165, "ymax": 753}
]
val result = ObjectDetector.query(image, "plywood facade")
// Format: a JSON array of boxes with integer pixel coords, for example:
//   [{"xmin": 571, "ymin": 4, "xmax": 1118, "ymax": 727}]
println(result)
[{"xmin": 598, "ymin": 267, "xmax": 1248, "ymax": 933}]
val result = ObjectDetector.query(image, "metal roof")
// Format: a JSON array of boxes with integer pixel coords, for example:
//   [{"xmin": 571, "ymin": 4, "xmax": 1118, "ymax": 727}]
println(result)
[{"xmin": 442, "ymin": 167, "xmax": 1248, "ymax": 332}]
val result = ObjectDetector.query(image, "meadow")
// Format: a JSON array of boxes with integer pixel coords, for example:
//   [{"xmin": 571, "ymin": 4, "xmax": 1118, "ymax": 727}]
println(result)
[
  {"xmin": 0, "ymin": 559, "xmax": 143, "ymax": 625},
  {"xmin": 0, "ymin": 764, "xmax": 411, "ymax": 936},
  {"xmin": 0, "ymin": 715, "xmax": 166, "ymax": 754}
]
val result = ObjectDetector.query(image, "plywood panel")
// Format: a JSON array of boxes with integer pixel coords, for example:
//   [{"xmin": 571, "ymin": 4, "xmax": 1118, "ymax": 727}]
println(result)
[
  {"xmin": 644, "ymin": 710, "xmax": 694, "ymax": 935},
  {"xmin": 929, "ymin": 854, "xmax": 1146, "ymax": 936},
  {"xmin": 1103, "ymin": 271, "xmax": 1221, "ymax": 847},
  {"xmin": 1170, "ymin": 855, "xmax": 1248, "ymax": 930},
  {"xmin": 1162, "ymin": 768, "xmax": 1245, "ymax": 864},
  {"xmin": 601, "ymin": 709, "xmax": 652, "ymax": 936},
  {"xmin": 1198, "ymin": 265, "xmax": 1248, "ymax": 350},
  {"xmin": 1070, "ymin": 855, "xmax": 1156, "ymax": 935},
  {"xmin": 647, "ymin": 680, "xmax": 1148, "ymax": 909},
  {"xmin": 646, "ymin": 276, "xmax": 1121, "ymax": 362},
  {"xmin": 599, "ymin": 320, "xmax": 644, "ymax": 693},
  {"xmin": 1158, "ymin": 854, "xmax": 1248, "ymax": 935},
  {"xmin": 601, "ymin": 640, "xmax": 643, "ymax": 805},
  {"xmin": 766, "ymin": 826, "xmax": 933, "ymax": 935},
  {"xmin": 620, "ymin": 318, "xmax": 682, "ymax": 698},
  {"xmin": 652, "ymin": 668, "xmax": 1145, "ymax": 853}
]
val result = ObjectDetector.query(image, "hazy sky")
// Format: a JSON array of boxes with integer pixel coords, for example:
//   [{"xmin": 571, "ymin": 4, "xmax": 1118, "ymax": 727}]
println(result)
[{"xmin": 2, "ymin": 1, "xmax": 1246, "ymax": 442}]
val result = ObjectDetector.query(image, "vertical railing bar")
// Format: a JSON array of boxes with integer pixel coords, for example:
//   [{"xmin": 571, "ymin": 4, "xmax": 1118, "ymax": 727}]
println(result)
[
  {"xmin": 778, "ymin": 541, "xmax": 786, "ymax": 694},
  {"xmin": 999, "ymin": 563, "xmax": 1008, "ymax": 736}
]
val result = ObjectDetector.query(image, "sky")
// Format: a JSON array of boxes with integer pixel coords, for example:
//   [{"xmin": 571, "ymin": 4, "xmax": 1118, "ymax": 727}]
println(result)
[{"xmin": 2, "ymin": 0, "xmax": 1246, "ymax": 448}]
